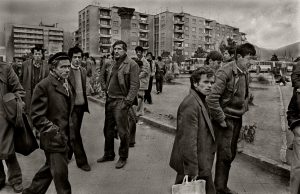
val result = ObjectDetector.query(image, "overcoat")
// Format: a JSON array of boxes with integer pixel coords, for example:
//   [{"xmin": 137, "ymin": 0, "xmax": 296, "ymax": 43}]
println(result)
[
  {"xmin": 20, "ymin": 59, "xmax": 49, "ymax": 115},
  {"xmin": 31, "ymin": 74, "xmax": 74, "ymax": 152},
  {"xmin": 0, "ymin": 62, "xmax": 24, "ymax": 159},
  {"xmin": 169, "ymin": 89, "xmax": 216, "ymax": 177}
]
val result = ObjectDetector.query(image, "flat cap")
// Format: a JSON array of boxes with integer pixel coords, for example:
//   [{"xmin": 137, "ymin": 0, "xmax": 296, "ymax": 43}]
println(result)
[{"xmin": 48, "ymin": 52, "xmax": 70, "ymax": 65}]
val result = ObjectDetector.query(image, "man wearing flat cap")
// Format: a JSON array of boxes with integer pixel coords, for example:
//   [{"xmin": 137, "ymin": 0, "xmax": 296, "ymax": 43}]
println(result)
[{"xmin": 23, "ymin": 52, "xmax": 73, "ymax": 194}]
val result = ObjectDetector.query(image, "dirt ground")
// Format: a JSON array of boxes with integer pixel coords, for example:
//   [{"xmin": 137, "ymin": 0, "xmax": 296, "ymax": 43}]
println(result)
[{"xmin": 144, "ymin": 73, "xmax": 293, "ymax": 164}]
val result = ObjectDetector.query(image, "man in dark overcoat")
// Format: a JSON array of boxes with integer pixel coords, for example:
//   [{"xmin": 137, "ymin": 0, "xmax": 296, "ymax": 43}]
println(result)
[
  {"xmin": 23, "ymin": 52, "xmax": 73, "ymax": 194},
  {"xmin": 67, "ymin": 46, "xmax": 90, "ymax": 171},
  {"xmin": 0, "ymin": 62, "xmax": 25, "ymax": 193},
  {"xmin": 169, "ymin": 66, "xmax": 216, "ymax": 194},
  {"xmin": 20, "ymin": 45, "xmax": 49, "ymax": 119}
]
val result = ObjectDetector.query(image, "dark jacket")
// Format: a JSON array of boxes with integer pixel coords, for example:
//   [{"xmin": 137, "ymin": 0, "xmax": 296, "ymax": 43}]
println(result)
[
  {"xmin": 106, "ymin": 55, "xmax": 140, "ymax": 104},
  {"xmin": 287, "ymin": 92, "xmax": 300, "ymax": 130},
  {"xmin": 99, "ymin": 59, "xmax": 112, "ymax": 92},
  {"xmin": 169, "ymin": 90, "xmax": 216, "ymax": 177},
  {"xmin": 31, "ymin": 74, "xmax": 74, "ymax": 152},
  {"xmin": 0, "ymin": 62, "xmax": 25, "ymax": 159},
  {"xmin": 206, "ymin": 59, "xmax": 249, "ymax": 123},
  {"xmin": 20, "ymin": 59, "xmax": 49, "ymax": 115},
  {"xmin": 68, "ymin": 66, "xmax": 89, "ymax": 112}
]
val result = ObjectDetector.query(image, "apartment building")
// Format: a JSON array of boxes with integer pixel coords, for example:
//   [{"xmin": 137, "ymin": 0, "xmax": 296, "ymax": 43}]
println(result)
[
  {"xmin": 4, "ymin": 23, "xmax": 64, "ymax": 62},
  {"xmin": 154, "ymin": 11, "xmax": 244, "ymax": 58},
  {"xmin": 77, "ymin": 5, "xmax": 154, "ymax": 58}
]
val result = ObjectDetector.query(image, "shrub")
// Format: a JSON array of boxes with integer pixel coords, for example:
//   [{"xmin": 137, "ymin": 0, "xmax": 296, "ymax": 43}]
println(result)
[
  {"xmin": 89, "ymin": 72, "xmax": 101, "ymax": 96},
  {"xmin": 257, "ymin": 75, "xmax": 270, "ymax": 84}
]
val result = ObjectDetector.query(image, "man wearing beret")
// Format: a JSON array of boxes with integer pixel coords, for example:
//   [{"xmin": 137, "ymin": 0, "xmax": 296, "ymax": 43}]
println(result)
[
  {"xmin": 23, "ymin": 52, "xmax": 73, "ymax": 194},
  {"xmin": 97, "ymin": 40, "xmax": 140, "ymax": 169},
  {"xmin": 67, "ymin": 46, "xmax": 91, "ymax": 172}
]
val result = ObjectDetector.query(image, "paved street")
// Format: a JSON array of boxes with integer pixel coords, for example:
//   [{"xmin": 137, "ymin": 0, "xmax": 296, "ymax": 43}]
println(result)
[{"xmin": 1, "ymin": 100, "xmax": 289, "ymax": 194}]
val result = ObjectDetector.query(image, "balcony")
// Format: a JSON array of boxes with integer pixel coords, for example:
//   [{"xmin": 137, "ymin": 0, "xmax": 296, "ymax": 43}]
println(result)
[
  {"xmin": 49, "ymin": 36, "xmax": 64, "ymax": 41},
  {"xmin": 205, "ymin": 25, "xmax": 213, "ymax": 30},
  {"xmin": 174, "ymin": 45, "xmax": 183, "ymax": 50},
  {"xmin": 14, "ymin": 39, "xmax": 43, "ymax": 44},
  {"xmin": 100, "ymin": 33, "xmax": 112, "ymax": 38},
  {"xmin": 99, "ymin": 42, "xmax": 111, "ymax": 47},
  {"xmin": 204, "ymin": 33, "xmax": 212, "ymax": 37},
  {"xmin": 174, "ymin": 37, "xmax": 184, "ymax": 42},
  {"xmin": 139, "ymin": 37, "xmax": 148, "ymax": 41},
  {"xmin": 100, "ymin": 24, "xmax": 111, "ymax": 28},
  {"xmin": 142, "ymin": 46, "xmax": 149, "ymax": 50},
  {"xmin": 174, "ymin": 28, "xmax": 184, "ymax": 33},
  {"xmin": 13, "ymin": 34, "xmax": 43, "ymax": 39},
  {"xmin": 14, "ymin": 28, "xmax": 43, "ymax": 35},
  {"xmin": 99, "ymin": 15, "xmax": 111, "ymax": 19},
  {"xmin": 139, "ymin": 28, "xmax": 149, "ymax": 32},
  {"xmin": 174, "ymin": 13, "xmax": 184, "ymax": 17},
  {"xmin": 139, "ymin": 19, "xmax": 149, "ymax": 24},
  {"xmin": 174, "ymin": 20, "xmax": 184, "ymax": 25},
  {"xmin": 49, "ymin": 31, "xmax": 64, "ymax": 36}
]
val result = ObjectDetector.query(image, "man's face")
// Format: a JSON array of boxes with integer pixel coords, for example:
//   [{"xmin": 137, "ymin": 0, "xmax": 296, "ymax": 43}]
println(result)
[
  {"xmin": 53, "ymin": 60, "xmax": 71, "ymax": 79},
  {"xmin": 113, "ymin": 44, "xmax": 126, "ymax": 59},
  {"xmin": 146, "ymin": 54, "xmax": 152, "ymax": 61},
  {"xmin": 242, "ymin": 54, "xmax": 255, "ymax": 69},
  {"xmin": 136, "ymin": 50, "xmax": 143, "ymax": 59},
  {"xmin": 194, "ymin": 74, "xmax": 215, "ymax": 96},
  {"xmin": 33, "ymin": 50, "xmax": 43, "ymax": 62},
  {"xmin": 72, "ymin": 52, "xmax": 82, "ymax": 67},
  {"xmin": 16, "ymin": 59, "xmax": 23, "ymax": 66},
  {"xmin": 223, "ymin": 50, "xmax": 231, "ymax": 61}
]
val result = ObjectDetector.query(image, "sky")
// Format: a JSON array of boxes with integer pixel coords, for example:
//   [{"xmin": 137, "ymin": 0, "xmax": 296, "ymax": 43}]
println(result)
[{"xmin": 0, "ymin": 0, "xmax": 299, "ymax": 49}]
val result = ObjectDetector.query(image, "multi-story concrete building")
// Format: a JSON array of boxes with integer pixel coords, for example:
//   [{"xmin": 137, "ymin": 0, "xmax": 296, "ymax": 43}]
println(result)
[
  {"xmin": 77, "ymin": 5, "xmax": 245, "ymax": 59},
  {"xmin": 154, "ymin": 11, "xmax": 244, "ymax": 58},
  {"xmin": 4, "ymin": 23, "xmax": 64, "ymax": 62},
  {"xmin": 77, "ymin": 5, "xmax": 154, "ymax": 58}
]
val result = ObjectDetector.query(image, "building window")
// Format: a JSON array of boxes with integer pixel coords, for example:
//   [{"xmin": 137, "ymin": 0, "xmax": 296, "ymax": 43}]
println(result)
[
  {"xmin": 185, "ymin": 18, "xmax": 189, "ymax": 23},
  {"xmin": 113, "ymin": 30, "xmax": 118, "ymax": 34},
  {"xmin": 160, "ymin": 41, "xmax": 164, "ymax": 46},
  {"xmin": 113, "ymin": 21, "xmax": 119, "ymax": 26},
  {"xmin": 184, "ymin": 52, "xmax": 188, "ymax": 55},
  {"xmin": 132, "ymin": 15, "xmax": 136, "ymax": 19},
  {"xmin": 185, "ymin": 34, "xmax": 189, "ymax": 39},
  {"xmin": 192, "ymin": 35, "xmax": 196, "ymax": 39},
  {"xmin": 132, "ymin": 32, "xmax": 137, "ymax": 36},
  {"xmin": 185, "ymin": 43, "xmax": 189, "ymax": 47},
  {"xmin": 131, "ymin": 42, "xmax": 137, "ymax": 46},
  {"xmin": 192, "ymin": 19, "xmax": 196, "ymax": 24},
  {"xmin": 222, "ymin": 28, "xmax": 225, "ymax": 31},
  {"xmin": 192, "ymin": 27, "xmax": 196, "ymax": 32},
  {"xmin": 132, "ymin": 23, "xmax": 137, "ymax": 28},
  {"xmin": 185, "ymin": 26, "xmax": 189, "ymax": 31},
  {"xmin": 161, "ymin": 23, "xmax": 165, "ymax": 28}
]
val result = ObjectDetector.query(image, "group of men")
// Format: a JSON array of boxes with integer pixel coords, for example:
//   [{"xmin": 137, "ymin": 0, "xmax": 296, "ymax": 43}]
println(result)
[
  {"xmin": 0, "ymin": 45, "xmax": 91, "ymax": 194},
  {"xmin": 170, "ymin": 43, "xmax": 256, "ymax": 194}
]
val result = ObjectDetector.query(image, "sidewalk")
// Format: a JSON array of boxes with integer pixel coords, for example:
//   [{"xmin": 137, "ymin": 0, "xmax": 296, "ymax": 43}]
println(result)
[
  {"xmin": 85, "ymin": 99, "xmax": 289, "ymax": 194},
  {"xmin": 90, "ymin": 74, "xmax": 292, "ymax": 177}
]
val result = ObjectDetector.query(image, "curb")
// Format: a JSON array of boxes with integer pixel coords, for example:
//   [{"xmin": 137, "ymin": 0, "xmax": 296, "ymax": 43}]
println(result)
[{"xmin": 88, "ymin": 96, "xmax": 290, "ymax": 178}]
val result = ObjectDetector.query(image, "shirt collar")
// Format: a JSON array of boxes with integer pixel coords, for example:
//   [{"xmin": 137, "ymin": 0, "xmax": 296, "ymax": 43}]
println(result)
[{"xmin": 71, "ymin": 63, "xmax": 80, "ymax": 70}]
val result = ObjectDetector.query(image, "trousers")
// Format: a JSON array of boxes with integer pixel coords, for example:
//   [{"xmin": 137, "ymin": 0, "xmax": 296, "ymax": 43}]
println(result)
[
  {"xmin": 214, "ymin": 117, "xmax": 242, "ymax": 192},
  {"xmin": 23, "ymin": 151, "xmax": 71, "ymax": 194},
  {"xmin": 0, "ymin": 154, "xmax": 22, "ymax": 185},
  {"xmin": 103, "ymin": 98, "xmax": 130, "ymax": 159}
]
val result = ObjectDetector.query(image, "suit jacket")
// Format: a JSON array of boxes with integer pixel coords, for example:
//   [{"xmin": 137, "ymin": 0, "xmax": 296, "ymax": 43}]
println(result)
[
  {"xmin": 68, "ymin": 66, "xmax": 89, "ymax": 112},
  {"xmin": 20, "ymin": 59, "xmax": 49, "ymax": 115},
  {"xmin": 31, "ymin": 74, "xmax": 74, "ymax": 152},
  {"xmin": 0, "ymin": 62, "xmax": 25, "ymax": 159},
  {"xmin": 106, "ymin": 55, "xmax": 140, "ymax": 104},
  {"xmin": 169, "ymin": 89, "xmax": 216, "ymax": 177}
]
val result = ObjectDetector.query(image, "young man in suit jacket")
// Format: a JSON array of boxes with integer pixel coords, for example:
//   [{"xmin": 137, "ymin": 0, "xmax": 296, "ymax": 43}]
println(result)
[
  {"xmin": 67, "ymin": 46, "xmax": 91, "ymax": 172},
  {"xmin": 170, "ymin": 66, "xmax": 216, "ymax": 194}
]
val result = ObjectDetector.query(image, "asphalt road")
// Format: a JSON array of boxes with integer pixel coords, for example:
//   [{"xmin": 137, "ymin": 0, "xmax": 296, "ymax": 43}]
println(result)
[{"xmin": 1, "ymin": 100, "xmax": 290, "ymax": 194}]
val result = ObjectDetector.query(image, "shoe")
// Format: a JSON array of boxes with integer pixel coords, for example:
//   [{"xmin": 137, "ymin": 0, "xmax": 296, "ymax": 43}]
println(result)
[
  {"xmin": 12, "ymin": 183, "xmax": 23, "ymax": 193},
  {"xmin": 79, "ymin": 164, "xmax": 91, "ymax": 171},
  {"xmin": 115, "ymin": 158, "xmax": 127, "ymax": 169},
  {"xmin": 217, "ymin": 188, "xmax": 238, "ymax": 194},
  {"xmin": 129, "ymin": 143, "xmax": 135, "ymax": 147},
  {"xmin": 97, "ymin": 156, "xmax": 115, "ymax": 163}
]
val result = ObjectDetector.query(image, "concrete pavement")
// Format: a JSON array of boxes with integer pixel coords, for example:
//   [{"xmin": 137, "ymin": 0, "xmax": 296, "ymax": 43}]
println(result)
[{"xmin": 1, "ymin": 100, "xmax": 289, "ymax": 194}]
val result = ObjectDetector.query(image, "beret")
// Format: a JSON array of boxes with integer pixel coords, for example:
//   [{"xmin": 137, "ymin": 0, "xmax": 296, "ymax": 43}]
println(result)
[{"xmin": 48, "ymin": 52, "xmax": 70, "ymax": 65}]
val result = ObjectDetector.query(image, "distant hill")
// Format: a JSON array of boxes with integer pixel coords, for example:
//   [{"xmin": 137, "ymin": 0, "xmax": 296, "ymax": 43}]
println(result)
[{"xmin": 256, "ymin": 42, "xmax": 300, "ymax": 61}]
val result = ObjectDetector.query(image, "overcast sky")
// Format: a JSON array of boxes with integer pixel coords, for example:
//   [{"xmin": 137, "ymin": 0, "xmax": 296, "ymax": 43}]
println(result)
[{"xmin": 0, "ymin": 0, "xmax": 299, "ymax": 49}]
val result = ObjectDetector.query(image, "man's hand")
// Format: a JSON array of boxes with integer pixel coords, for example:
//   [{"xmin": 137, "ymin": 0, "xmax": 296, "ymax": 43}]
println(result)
[
  {"xmin": 220, "ymin": 121, "xmax": 227, "ymax": 128},
  {"xmin": 293, "ymin": 126, "xmax": 300, "ymax": 136}
]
